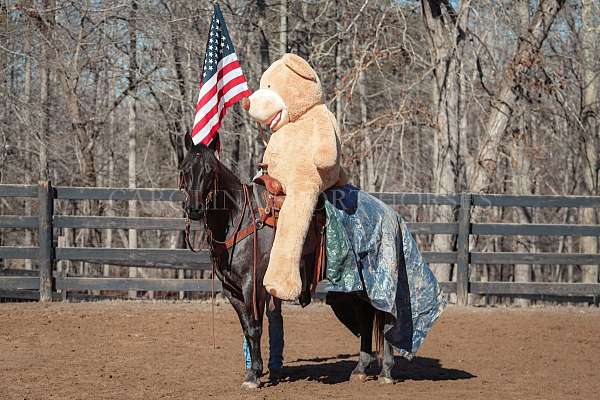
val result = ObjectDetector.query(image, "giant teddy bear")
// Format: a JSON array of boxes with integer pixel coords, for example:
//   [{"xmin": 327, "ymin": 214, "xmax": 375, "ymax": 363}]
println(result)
[{"xmin": 242, "ymin": 53, "xmax": 344, "ymax": 300}]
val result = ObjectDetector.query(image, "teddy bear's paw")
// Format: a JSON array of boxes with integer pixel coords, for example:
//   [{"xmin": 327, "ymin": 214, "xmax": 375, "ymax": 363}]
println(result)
[
  {"xmin": 263, "ymin": 268, "xmax": 302, "ymax": 301},
  {"xmin": 265, "ymin": 282, "xmax": 301, "ymax": 301},
  {"xmin": 265, "ymin": 246, "xmax": 303, "ymax": 300}
]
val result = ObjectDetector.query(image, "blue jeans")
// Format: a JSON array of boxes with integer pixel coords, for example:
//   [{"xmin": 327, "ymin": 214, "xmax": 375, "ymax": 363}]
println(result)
[{"xmin": 243, "ymin": 296, "xmax": 284, "ymax": 370}]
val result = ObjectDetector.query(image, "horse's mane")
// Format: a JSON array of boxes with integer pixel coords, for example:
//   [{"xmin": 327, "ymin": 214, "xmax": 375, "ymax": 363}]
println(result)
[{"xmin": 201, "ymin": 146, "xmax": 244, "ymax": 188}]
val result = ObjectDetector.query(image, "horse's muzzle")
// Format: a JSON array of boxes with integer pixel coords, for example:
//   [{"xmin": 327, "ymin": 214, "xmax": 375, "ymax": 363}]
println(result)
[{"xmin": 184, "ymin": 206, "xmax": 206, "ymax": 221}]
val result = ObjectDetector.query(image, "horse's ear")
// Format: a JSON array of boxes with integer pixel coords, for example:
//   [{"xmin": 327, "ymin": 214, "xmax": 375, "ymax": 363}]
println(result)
[{"xmin": 184, "ymin": 133, "xmax": 193, "ymax": 151}]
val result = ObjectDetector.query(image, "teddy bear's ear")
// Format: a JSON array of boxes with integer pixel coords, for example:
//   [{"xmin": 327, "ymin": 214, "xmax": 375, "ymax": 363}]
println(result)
[{"xmin": 282, "ymin": 53, "xmax": 317, "ymax": 82}]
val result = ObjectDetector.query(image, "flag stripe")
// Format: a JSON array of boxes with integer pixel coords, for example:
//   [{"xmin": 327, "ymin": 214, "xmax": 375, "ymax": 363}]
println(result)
[
  {"xmin": 199, "ymin": 88, "xmax": 252, "ymax": 146},
  {"xmin": 192, "ymin": 82, "xmax": 251, "ymax": 140},
  {"xmin": 192, "ymin": 81, "xmax": 250, "ymax": 139},
  {"xmin": 195, "ymin": 68, "xmax": 246, "ymax": 118},
  {"xmin": 196, "ymin": 57, "xmax": 242, "ymax": 107}
]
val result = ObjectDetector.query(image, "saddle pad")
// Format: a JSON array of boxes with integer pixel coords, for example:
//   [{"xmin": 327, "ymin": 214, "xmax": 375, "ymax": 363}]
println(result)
[{"xmin": 322, "ymin": 184, "xmax": 446, "ymax": 359}]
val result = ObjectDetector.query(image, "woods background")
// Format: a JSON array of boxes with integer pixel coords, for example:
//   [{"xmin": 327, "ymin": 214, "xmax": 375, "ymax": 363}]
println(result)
[{"xmin": 0, "ymin": 0, "xmax": 598, "ymax": 303}]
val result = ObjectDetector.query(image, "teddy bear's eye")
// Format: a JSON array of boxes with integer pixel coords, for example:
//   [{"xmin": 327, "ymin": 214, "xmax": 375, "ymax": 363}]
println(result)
[{"xmin": 267, "ymin": 85, "xmax": 271, "ymax": 88}]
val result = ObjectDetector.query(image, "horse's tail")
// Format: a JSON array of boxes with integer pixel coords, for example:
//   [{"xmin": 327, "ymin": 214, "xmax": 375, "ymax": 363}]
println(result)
[{"xmin": 374, "ymin": 310, "xmax": 386, "ymax": 361}]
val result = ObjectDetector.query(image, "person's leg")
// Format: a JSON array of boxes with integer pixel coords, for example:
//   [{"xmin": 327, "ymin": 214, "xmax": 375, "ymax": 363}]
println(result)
[
  {"xmin": 242, "ymin": 336, "xmax": 252, "ymax": 370},
  {"xmin": 266, "ymin": 295, "xmax": 284, "ymax": 372}
]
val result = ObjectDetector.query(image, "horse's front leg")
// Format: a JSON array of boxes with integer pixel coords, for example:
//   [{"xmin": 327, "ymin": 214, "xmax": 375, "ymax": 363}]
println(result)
[
  {"xmin": 350, "ymin": 300, "xmax": 376, "ymax": 383},
  {"xmin": 228, "ymin": 292, "xmax": 266, "ymax": 389}
]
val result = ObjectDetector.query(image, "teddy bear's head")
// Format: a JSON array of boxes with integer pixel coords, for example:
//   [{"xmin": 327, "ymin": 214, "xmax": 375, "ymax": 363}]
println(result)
[{"xmin": 243, "ymin": 54, "xmax": 323, "ymax": 131}]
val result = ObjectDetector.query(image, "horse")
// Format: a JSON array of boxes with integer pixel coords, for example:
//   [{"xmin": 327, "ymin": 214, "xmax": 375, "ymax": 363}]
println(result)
[{"xmin": 179, "ymin": 141, "xmax": 395, "ymax": 389}]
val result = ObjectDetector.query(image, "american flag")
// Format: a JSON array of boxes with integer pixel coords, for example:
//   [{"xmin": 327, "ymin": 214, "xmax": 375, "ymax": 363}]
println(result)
[{"xmin": 191, "ymin": 3, "xmax": 251, "ymax": 147}]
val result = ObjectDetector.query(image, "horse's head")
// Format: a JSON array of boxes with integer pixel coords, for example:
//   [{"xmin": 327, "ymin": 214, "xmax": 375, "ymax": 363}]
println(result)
[{"xmin": 179, "ymin": 136, "xmax": 219, "ymax": 221}]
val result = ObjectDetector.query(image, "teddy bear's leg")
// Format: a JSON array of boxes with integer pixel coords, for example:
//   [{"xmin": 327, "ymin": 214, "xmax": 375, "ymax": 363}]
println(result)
[{"xmin": 264, "ymin": 189, "xmax": 320, "ymax": 301}]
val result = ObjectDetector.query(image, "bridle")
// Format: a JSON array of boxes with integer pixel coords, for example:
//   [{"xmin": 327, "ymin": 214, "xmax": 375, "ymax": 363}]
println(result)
[{"xmin": 178, "ymin": 167, "xmax": 219, "ymax": 253}]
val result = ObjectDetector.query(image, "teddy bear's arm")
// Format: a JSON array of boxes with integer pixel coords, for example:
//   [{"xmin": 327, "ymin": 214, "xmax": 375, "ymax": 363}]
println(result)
[{"xmin": 311, "ymin": 109, "xmax": 340, "ymax": 170}]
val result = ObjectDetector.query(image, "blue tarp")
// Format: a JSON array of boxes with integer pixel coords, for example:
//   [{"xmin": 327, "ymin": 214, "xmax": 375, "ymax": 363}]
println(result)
[{"xmin": 322, "ymin": 185, "xmax": 446, "ymax": 359}]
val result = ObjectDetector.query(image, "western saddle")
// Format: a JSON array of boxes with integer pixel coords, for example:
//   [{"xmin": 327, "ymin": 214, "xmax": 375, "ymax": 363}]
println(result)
[{"xmin": 252, "ymin": 172, "xmax": 327, "ymax": 295}]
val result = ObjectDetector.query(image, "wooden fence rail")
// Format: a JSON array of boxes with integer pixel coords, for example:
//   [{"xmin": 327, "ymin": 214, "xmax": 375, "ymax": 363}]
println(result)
[{"xmin": 1, "ymin": 181, "xmax": 599, "ymax": 305}]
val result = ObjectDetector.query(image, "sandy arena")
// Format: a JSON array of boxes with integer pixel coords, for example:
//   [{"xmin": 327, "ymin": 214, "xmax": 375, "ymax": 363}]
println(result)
[{"xmin": 0, "ymin": 301, "xmax": 598, "ymax": 400}]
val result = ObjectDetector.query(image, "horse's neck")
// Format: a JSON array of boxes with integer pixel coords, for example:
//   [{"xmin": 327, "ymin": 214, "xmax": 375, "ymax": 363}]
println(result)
[{"xmin": 205, "ymin": 169, "xmax": 247, "ymax": 242}]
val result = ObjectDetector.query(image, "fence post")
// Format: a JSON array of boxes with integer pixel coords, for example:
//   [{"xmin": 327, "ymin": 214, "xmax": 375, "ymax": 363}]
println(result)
[
  {"xmin": 456, "ymin": 192, "xmax": 472, "ymax": 306},
  {"xmin": 38, "ymin": 180, "xmax": 55, "ymax": 302}
]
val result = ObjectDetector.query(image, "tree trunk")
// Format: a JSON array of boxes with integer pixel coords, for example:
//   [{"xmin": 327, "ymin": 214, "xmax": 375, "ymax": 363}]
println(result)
[
  {"xmin": 357, "ymin": 70, "xmax": 376, "ymax": 192},
  {"xmin": 334, "ymin": 6, "xmax": 343, "ymax": 129},
  {"xmin": 512, "ymin": 117, "xmax": 533, "ymax": 306},
  {"xmin": 421, "ymin": 0, "xmax": 470, "ymax": 283},
  {"xmin": 580, "ymin": 0, "xmax": 599, "ymax": 283},
  {"xmin": 280, "ymin": 0, "xmax": 288, "ymax": 56},
  {"xmin": 252, "ymin": 0, "xmax": 270, "ymax": 168},
  {"xmin": 23, "ymin": 27, "xmax": 33, "ymax": 270},
  {"xmin": 128, "ymin": 0, "xmax": 139, "ymax": 298},
  {"xmin": 165, "ymin": 4, "xmax": 187, "ymax": 169},
  {"xmin": 469, "ymin": 0, "xmax": 566, "ymax": 193},
  {"xmin": 511, "ymin": 0, "xmax": 533, "ymax": 307},
  {"xmin": 38, "ymin": 0, "xmax": 54, "ymax": 181},
  {"xmin": 104, "ymin": 104, "xmax": 116, "ymax": 278}
]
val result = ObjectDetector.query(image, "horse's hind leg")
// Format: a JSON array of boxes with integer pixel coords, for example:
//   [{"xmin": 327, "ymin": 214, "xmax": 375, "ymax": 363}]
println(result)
[
  {"xmin": 350, "ymin": 300, "xmax": 376, "ymax": 383},
  {"xmin": 378, "ymin": 322, "xmax": 395, "ymax": 385}
]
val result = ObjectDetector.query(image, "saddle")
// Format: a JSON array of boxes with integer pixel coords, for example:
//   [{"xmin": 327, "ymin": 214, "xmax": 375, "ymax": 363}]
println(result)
[
  {"xmin": 253, "ymin": 172, "xmax": 327, "ymax": 297},
  {"xmin": 206, "ymin": 171, "xmax": 327, "ymax": 307}
]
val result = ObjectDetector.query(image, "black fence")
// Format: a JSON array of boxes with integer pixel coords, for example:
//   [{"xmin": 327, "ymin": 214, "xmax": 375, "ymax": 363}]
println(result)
[{"xmin": 1, "ymin": 181, "xmax": 599, "ymax": 305}]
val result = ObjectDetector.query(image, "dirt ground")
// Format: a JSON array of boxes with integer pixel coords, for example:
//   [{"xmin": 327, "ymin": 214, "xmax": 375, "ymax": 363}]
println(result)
[{"xmin": 0, "ymin": 301, "xmax": 599, "ymax": 400}]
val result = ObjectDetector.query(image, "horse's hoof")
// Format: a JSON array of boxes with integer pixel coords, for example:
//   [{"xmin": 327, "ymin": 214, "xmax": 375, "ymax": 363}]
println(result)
[
  {"xmin": 378, "ymin": 376, "xmax": 394, "ymax": 385},
  {"xmin": 350, "ymin": 373, "xmax": 367, "ymax": 383},
  {"xmin": 241, "ymin": 381, "xmax": 259, "ymax": 390}
]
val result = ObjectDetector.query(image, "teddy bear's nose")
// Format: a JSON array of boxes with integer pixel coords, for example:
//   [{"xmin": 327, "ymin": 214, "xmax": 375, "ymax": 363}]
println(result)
[{"xmin": 241, "ymin": 97, "xmax": 250, "ymax": 111}]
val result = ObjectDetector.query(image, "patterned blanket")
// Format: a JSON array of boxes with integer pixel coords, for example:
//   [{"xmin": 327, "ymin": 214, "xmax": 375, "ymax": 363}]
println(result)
[{"xmin": 322, "ymin": 185, "xmax": 446, "ymax": 359}]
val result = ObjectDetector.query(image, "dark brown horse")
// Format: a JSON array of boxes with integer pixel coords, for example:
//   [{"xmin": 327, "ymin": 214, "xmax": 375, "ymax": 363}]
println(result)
[{"xmin": 179, "ymin": 140, "xmax": 395, "ymax": 389}]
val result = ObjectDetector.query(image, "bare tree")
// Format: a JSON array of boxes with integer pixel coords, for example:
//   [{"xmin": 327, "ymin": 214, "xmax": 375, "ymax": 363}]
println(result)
[
  {"xmin": 280, "ymin": 0, "xmax": 288, "ymax": 56},
  {"xmin": 580, "ymin": 0, "xmax": 599, "ymax": 283},
  {"xmin": 469, "ymin": 0, "xmax": 567, "ymax": 193},
  {"xmin": 128, "ymin": 0, "xmax": 139, "ymax": 298},
  {"xmin": 421, "ymin": 0, "xmax": 471, "ymax": 282},
  {"xmin": 511, "ymin": 0, "xmax": 535, "ymax": 306},
  {"xmin": 37, "ymin": 0, "xmax": 53, "ymax": 181},
  {"xmin": 0, "ymin": 0, "xmax": 597, "ymax": 300}
]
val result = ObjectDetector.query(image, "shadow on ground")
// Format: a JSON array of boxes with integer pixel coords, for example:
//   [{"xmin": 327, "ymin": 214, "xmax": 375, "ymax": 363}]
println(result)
[{"xmin": 266, "ymin": 354, "xmax": 475, "ymax": 386}]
